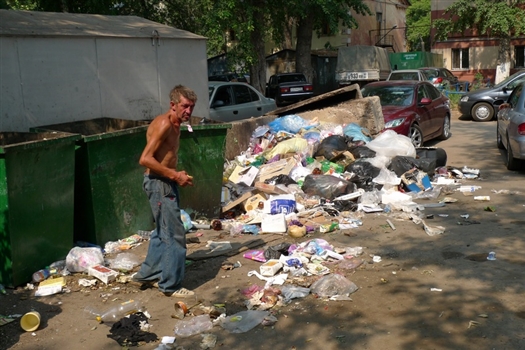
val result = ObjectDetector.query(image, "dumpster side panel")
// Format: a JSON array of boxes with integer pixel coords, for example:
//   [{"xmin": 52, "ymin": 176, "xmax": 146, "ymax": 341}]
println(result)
[
  {"xmin": 0, "ymin": 140, "xmax": 75, "ymax": 286},
  {"xmin": 177, "ymin": 126, "xmax": 230, "ymax": 218},
  {"xmin": 0, "ymin": 156, "xmax": 12, "ymax": 286},
  {"xmin": 83, "ymin": 129, "xmax": 154, "ymax": 245}
]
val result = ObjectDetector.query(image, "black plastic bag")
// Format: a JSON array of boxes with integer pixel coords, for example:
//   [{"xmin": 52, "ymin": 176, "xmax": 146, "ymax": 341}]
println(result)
[
  {"xmin": 345, "ymin": 161, "xmax": 381, "ymax": 191},
  {"xmin": 264, "ymin": 242, "xmax": 291, "ymax": 260},
  {"xmin": 416, "ymin": 147, "xmax": 447, "ymax": 167},
  {"xmin": 301, "ymin": 174, "xmax": 357, "ymax": 200},
  {"xmin": 314, "ymin": 135, "xmax": 350, "ymax": 161},
  {"xmin": 389, "ymin": 155, "xmax": 437, "ymax": 176},
  {"xmin": 349, "ymin": 145, "xmax": 376, "ymax": 159},
  {"xmin": 264, "ymin": 174, "xmax": 297, "ymax": 186}
]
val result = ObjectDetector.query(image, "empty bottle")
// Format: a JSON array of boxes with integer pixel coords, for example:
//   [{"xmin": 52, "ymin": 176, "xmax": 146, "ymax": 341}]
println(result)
[
  {"xmin": 32, "ymin": 267, "xmax": 57, "ymax": 283},
  {"xmin": 85, "ymin": 299, "xmax": 144, "ymax": 323}
]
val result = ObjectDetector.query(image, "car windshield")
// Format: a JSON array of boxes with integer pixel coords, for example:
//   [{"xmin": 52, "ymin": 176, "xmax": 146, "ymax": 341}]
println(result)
[
  {"xmin": 493, "ymin": 70, "xmax": 525, "ymax": 88},
  {"xmin": 362, "ymin": 85, "xmax": 414, "ymax": 107}
]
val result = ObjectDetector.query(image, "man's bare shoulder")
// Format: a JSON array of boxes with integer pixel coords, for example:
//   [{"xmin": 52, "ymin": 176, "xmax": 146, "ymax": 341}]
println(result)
[{"xmin": 148, "ymin": 113, "xmax": 171, "ymax": 133}]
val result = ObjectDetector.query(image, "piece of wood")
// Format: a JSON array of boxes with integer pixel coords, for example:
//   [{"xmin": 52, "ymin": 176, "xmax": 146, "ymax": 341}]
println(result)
[{"xmin": 222, "ymin": 191, "xmax": 253, "ymax": 212}]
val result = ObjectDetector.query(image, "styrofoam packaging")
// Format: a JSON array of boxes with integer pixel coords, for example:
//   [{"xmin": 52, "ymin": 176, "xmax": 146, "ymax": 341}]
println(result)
[
  {"xmin": 88, "ymin": 264, "xmax": 119, "ymax": 284},
  {"xmin": 261, "ymin": 213, "xmax": 287, "ymax": 233},
  {"xmin": 260, "ymin": 259, "xmax": 283, "ymax": 277}
]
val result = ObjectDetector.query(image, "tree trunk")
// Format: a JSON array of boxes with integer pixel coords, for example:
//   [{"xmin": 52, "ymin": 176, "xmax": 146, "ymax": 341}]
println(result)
[
  {"xmin": 249, "ymin": 3, "xmax": 268, "ymax": 94},
  {"xmin": 498, "ymin": 36, "xmax": 511, "ymax": 65},
  {"xmin": 295, "ymin": 14, "xmax": 314, "ymax": 84}
]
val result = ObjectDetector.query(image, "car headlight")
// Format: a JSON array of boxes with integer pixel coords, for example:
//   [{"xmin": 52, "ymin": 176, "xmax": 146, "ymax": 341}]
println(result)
[
  {"xmin": 384, "ymin": 118, "xmax": 405, "ymax": 128},
  {"xmin": 460, "ymin": 96, "xmax": 469, "ymax": 102}
]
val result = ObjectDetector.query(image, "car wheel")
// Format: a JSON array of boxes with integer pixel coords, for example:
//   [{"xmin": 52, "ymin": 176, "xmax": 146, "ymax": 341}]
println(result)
[
  {"xmin": 496, "ymin": 121, "xmax": 505, "ymax": 149},
  {"xmin": 471, "ymin": 102, "xmax": 494, "ymax": 122},
  {"xmin": 409, "ymin": 124, "xmax": 424, "ymax": 147},
  {"xmin": 438, "ymin": 116, "xmax": 451, "ymax": 140},
  {"xmin": 505, "ymin": 134, "xmax": 521, "ymax": 170}
]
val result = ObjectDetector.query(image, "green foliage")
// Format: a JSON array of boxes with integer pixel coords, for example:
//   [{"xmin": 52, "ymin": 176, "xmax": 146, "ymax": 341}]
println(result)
[{"xmin": 405, "ymin": 0, "xmax": 431, "ymax": 51}]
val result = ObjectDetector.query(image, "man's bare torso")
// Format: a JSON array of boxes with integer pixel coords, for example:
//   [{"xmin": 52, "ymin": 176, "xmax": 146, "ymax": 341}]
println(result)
[{"xmin": 145, "ymin": 113, "xmax": 180, "ymax": 176}]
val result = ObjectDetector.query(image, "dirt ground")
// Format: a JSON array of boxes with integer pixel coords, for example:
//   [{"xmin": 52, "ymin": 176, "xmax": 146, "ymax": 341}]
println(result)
[{"xmin": 1, "ymin": 111, "xmax": 525, "ymax": 350}]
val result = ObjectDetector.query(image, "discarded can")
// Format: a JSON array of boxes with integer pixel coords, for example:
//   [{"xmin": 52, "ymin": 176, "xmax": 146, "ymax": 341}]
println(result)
[{"xmin": 487, "ymin": 251, "xmax": 496, "ymax": 261}]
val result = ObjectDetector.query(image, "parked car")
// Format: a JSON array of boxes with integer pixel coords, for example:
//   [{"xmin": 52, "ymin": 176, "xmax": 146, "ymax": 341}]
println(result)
[
  {"xmin": 265, "ymin": 73, "xmax": 314, "ymax": 107},
  {"xmin": 459, "ymin": 69, "xmax": 525, "ymax": 122},
  {"xmin": 387, "ymin": 69, "xmax": 429, "ymax": 82},
  {"xmin": 361, "ymin": 81, "xmax": 451, "ymax": 147},
  {"xmin": 208, "ymin": 81, "xmax": 276, "ymax": 122},
  {"xmin": 496, "ymin": 82, "xmax": 525, "ymax": 170},
  {"xmin": 208, "ymin": 72, "xmax": 248, "ymax": 83},
  {"xmin": 420, "ymin": 67, "xmax": 460, "ymax": 90}
]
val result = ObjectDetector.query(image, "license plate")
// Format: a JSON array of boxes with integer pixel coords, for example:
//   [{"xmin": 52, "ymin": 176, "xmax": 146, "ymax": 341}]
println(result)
[
  {"xmin": 348, "ymin": 72, "xmax": 368, "ymax": 80},
  {"xmin": 290, "ymin": 87, "xmax": 303, "ymax": 92}
]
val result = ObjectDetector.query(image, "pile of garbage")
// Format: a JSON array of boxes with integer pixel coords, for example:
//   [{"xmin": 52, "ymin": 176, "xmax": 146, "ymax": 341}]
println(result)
[{"xmin": 219, "ymin": 114, "xmax": 473, "ymax": 237}]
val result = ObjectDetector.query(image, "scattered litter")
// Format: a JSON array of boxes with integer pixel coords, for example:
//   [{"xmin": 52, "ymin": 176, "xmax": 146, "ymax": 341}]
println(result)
[
  {"xmin": 423, "ymin": 221, "xmax": 445, "ymax": 236},
  {"xmin": 386, "ymin": 219, "xmax": 396, "ymax": 230},
  {"xmin": 487, "ymin": 251, "xmax": 496, "ymax": 261},
  {"xmin": 468, "ymin": 320, "xmax": 480, "ymax": 329},
  {"xmin": 473, "ymin": 196, "xmax": 490, "ymax": 201},
  {"xmin": 430, "ymin": 288, "xmax": 442, "ymax": 292},
  {"xmin": 372, "ymin": 255, "xmax": 382, "ymax": 263}
]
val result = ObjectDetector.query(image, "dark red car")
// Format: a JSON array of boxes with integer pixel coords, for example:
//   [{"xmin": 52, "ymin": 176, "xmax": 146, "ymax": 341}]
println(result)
[{"xmin": 361, "ymin": 81, "xmax": 451, "ymax": 147}]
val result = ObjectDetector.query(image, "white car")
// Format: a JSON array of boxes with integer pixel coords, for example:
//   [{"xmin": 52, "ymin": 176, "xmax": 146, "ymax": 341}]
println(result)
[
  {"xmin": 208, "ymin": 81, "xmax": 277, "ymax": 122},
  {"xmin": 387, "ymin": 69, "xmax": 429, "ymax": 82}
]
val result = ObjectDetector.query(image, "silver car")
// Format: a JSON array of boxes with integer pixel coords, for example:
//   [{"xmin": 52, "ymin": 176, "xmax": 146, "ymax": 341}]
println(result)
[
  {"xmin": 496, "ymin": 82, "xmax": 525, "ymax": 170},
  {"xmin": 208, "ymin": 81, "xmax": 276, "ymax": 122}
]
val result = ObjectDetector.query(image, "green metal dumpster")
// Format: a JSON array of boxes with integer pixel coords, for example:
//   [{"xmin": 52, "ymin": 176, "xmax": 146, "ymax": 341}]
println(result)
[
  {"xmin": 177, "ymin": 123, "xmax": 231, "ymax": 219},
  {"xmin": 0, "ymin": 132, "xmax": 80, "ymax": 287},
  {"xmin": 31, "ymin": 118, "xmax": 153, "ymax": 246}
]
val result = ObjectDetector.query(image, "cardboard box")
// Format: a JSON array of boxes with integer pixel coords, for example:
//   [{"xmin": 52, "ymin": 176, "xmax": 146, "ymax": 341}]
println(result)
[
  {"xmin": 260, "ymin": 259, "xmax": 283, "ymax": 276},
  {"xmin": 88, "ymin": 264, "xmax": 119, "ymax": 284},
  {"xmin": 244, "ymin": 194, "xmax": 267, "ymax": 212}
]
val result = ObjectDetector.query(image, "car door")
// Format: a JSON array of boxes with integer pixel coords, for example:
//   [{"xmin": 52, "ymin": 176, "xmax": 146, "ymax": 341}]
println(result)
[
  {"xmin": 414, "ymin": 83, "xmax": 434, "ymax": 136},
  {"xmin": 231, "ymin": 84, "xmax": 262, "ymax": 120},
  {"xmin": 495, "ymin": 74, "xmax": 525, "ymax": 101},
  {"xmin": 425, "ymin": 84, "xmax": 449, "ymax": 135},
  {"xmin": 209, "ymin": 85, "xmax": 238, "ymax": 122},
  {"xmin": 267, "ymin": 75, "xmax": 278, "ymax": 98},
  {"xmin": 498, "ymin": 83, "xmax": 524, "ymax": 141}
]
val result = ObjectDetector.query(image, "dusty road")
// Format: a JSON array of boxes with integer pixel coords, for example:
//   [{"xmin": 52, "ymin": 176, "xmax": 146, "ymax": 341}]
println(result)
[{"xmin": 1, "ymin": 111, "xmax": 524, "ymax": 350}]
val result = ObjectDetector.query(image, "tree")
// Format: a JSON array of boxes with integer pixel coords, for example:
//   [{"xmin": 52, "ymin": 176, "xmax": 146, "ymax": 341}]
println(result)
[
  {"xmin": 433, "ymin": 0, "xmax": 525, "ymax": 66},
  {"xmin": 282, "ymin": 0, "xmax": 371, "ymax": 83},
  {"xmin": 405, "ymin": 0, "xmax": 431, "ymax": 51}
]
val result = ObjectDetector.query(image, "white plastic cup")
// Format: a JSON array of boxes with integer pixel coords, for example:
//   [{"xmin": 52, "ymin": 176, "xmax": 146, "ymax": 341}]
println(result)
[{"xmin": 20, "ymin": 311, "xmax": 41, "ymax": 332}]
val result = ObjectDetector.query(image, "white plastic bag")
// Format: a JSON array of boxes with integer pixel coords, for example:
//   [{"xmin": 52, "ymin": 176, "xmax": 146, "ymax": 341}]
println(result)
[
  {"xmin": 366, "ymin": 130, "xmax": 416, "ymax": 158},
  {"xmin": 65, "ymin": 247, "xmax": 104, "ymax": 273}
]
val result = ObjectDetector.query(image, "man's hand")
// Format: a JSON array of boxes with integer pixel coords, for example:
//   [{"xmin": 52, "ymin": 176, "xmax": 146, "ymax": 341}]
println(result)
[{"xmin": 175, "ymin": 170, "xmax": 194, "ymax": 187}]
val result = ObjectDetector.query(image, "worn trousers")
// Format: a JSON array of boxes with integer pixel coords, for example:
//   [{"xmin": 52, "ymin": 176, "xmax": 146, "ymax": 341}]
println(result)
[{"xmin": 134, "ymin": 175, "xmax": 186, "ymax": 293}]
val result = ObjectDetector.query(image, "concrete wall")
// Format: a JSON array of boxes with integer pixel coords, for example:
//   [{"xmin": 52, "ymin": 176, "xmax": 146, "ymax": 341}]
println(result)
[{"xmin": 0, "ymin": 36, "xmax": 209, "ymax": 131}]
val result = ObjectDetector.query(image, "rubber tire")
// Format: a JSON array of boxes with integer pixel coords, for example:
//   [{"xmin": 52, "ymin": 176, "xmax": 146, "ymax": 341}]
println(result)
[
  {"xmin": 409, "ymin": 124, "xmax": 424, "ymax": 147},
  {"xmin": 438, "ymin": 116, "xmax": 451, "ymax": 140},
  {"xmin": 471, "ymin": 102, "xmax": 494, "ymax": 122},
  {"xmin": 496, "ymin": 121, "xmax": 505, "ymax": 149}
]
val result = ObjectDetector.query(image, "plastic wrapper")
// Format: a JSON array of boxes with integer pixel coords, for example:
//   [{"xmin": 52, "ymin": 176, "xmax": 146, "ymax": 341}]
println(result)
[
  {"xmin": 349, "ymin": 145, "xmax": 376, "ymax": 159},
  {"xmin": 310, "ymin": 274, "xmax": 359, "ymax": 297},
  {"xmin": 174, "ymin": 315, "xmax": 213, "ymax": 337},
  {"xmin": 366, "ymin": 130, "xmax": 416, "ymax": 158},
  {"xmin": 268, "ymin": 115, "xmax": 316, "ymax": 134},
  {"xmin": 301, "ymin": 174, "xmax": 357, "ymax": 200},
  {"xmin": 264, "ymin": 137, "xmax": 308, "ymax": 160},
  {"xmin": 314, "ymin": 135, "xmax": 350, "ymax": 161},
  {"xmin": 108, "ymin": 252, "xmax": 142, "ymax": 271},
  {"xmin": 66, "ymin": 247, "xmax": 104, "ymax": 273},
  {"xmin": 264, "ymin": 242, "xmax": 291, "ymax": 261},
  {"xmin": 281, "ymin": 285, "xmax": 310, "ymax": 302},
  {"xmin": 343, "ymin": 123, "xmax": 371, "ymax": 142},
  {"xmin": 219, "ymin": 310, "xmax": 269, "ymax": 333}
]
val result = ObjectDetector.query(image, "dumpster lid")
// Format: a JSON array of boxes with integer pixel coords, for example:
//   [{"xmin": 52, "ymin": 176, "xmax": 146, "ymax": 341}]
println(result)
[{"xmin": 0, "ymin": 132, "xmax": 81, "ymax": 153}]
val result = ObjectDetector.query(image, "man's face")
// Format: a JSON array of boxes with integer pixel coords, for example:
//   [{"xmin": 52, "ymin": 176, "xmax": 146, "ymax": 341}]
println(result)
[{"xmin": 171, "ymin": 96, "xmax": 195, "ymax": 122}]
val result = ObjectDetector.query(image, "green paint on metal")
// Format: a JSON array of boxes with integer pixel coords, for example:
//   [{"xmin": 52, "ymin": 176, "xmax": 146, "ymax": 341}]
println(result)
[
  {"xmin": 0, "ymin": 132, "xmax": 79, "ymax": 287},
  {"xmin": 178, "ymin": 124, "xmax": 231, "ymax": 219}
]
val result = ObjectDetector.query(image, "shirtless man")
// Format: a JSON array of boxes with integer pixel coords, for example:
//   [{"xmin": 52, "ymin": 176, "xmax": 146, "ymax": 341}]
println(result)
[{"xmin": 133, "ymin": 85, "xmax": 197, "ymax": 297}]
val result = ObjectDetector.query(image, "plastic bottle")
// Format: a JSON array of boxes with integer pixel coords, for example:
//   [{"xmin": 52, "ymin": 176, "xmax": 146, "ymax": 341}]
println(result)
[
  {"xmin": 85, "ymin": 299, "xmax": 144, "ymax": 323},
  {"xmin": 32, "ymin": 267, "xmax": 57, "ymax": 283}
]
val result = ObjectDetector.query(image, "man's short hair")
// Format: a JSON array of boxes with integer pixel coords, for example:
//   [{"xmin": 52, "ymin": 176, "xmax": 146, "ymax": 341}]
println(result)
[{"xmin": 170, "ymin": 85, "xmax": 198, "ymax": 104}]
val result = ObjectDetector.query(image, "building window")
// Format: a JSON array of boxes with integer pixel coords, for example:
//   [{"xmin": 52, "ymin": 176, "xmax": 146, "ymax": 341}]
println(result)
[
  {"xmin": 320, "ymin": 21, "xmax": 333, "ymax": 36},
  {"xmin": 516, "ymin": 46, "xmax": 525, "ymax": 68},
  {"xmin": 452, "ymin": 48, "xmax": 469, "ymax": 69}
]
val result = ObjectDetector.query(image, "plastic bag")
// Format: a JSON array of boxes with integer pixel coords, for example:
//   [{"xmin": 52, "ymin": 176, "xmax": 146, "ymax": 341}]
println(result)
[
  {"xmin": 345, "ymin": 161, "xmax": 381, "ymax": 191},
  {"xmin": 174, "ymin": 315, "xmax": 213, "ymax": 337},
  {"xmin": 181, "ymin": 209, "xmax": 192, "ymax": 232},
  {"xmin": 66, "ymin": 247, "xmax": 104, "ymax": 273},
  {"xmin": 314, "ymin": 135, "xmax": 350, "ymax": 161},
  {"xmin": 281, "ymin": 285, "xmax": 310, "ymax": 302},
  {"xmin": 219, "ymin": 310, "xmax": 269, "ymax": 333},
  {"xmin": 366, "ymin": 130, "xmax": 416, "ymax": 158},
  {"xmin": 301, "ymin": 174, "xmax": 357, "ymax": 200},
  {"xmin": 372, "ymin": 167, "xmax": 401, "ymax": 186},
  {"xmin": 108, "ymin": 252, "xmax": 142, "ymax": 271},
  {"xmin": 349, "ymin": 145, "xmax": 376, "ymax": 159},
  {"xmin": 310, "ymin": 274, "xmax": 359, "ymax": 297},
  {"xmin": 343, "ymin": 123, "xmax": 371, "ymax": 142},
  {"xmin": 264, "ymin": 137, "xmax": 308, "ymax": 160},
  {"xmin": 268, "ymin": 115, "xmax": 315, "ymax": 133},
  {"xmin": 264, "ymin": 242, "xmax": 291, "ymax": 261}
]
